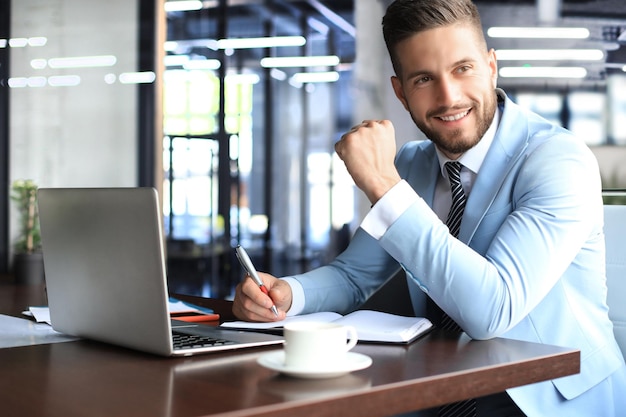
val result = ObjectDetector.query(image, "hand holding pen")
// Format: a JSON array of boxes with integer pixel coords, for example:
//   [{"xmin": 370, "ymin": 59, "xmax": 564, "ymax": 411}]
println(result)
[{"xmin": 235, "ymin": 245, "xmax": 279, "ymax": 317}]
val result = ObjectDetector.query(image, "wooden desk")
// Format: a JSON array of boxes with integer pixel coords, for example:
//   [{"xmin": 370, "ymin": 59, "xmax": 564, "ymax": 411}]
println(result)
[
  {"xmin": 0, "ymin": 287, "xmax": 580, "ymax": 417},
  {"xmin": 0, "ymin": 279, "xmax": 47, "ymax": 316}
]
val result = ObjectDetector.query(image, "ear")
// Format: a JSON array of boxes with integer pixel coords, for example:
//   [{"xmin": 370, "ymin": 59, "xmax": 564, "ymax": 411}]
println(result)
[
  {"xmin": 391, "ymin": 76, "xmax": 409, "ymax": 112},
  {"xmin": 488, "ymin": 48, "xmax": 498, "ymax": 89}
]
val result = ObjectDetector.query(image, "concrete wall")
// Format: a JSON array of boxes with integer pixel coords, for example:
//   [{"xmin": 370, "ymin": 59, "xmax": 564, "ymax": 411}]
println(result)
[{"xmin": 9, "ymin": 0, "xmax": 140, "ymax": 250}]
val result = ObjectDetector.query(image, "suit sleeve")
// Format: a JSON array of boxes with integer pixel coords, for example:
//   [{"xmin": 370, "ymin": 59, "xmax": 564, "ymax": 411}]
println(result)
[
  {"xmin": 290, "ymin": 227, "xmax": 401, "ymax": 314},
  {"xmin": 378, "ymin": 134, "xmax": 603, "ymax": 339}
]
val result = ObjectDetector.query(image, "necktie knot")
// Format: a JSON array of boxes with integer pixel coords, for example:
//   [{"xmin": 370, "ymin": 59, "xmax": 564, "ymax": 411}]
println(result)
[{"xmin": 445, "ymin": 161, "xmax": 463, "ymax": 185}]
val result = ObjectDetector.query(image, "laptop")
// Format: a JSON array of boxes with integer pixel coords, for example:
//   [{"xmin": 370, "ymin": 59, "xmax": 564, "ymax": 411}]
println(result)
[{"xmin": 37, "ymin": 187, "xmax": 284, "ymax": 357}]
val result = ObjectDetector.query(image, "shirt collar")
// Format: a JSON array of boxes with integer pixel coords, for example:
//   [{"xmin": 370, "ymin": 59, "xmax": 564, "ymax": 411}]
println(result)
[{"xmin": 436, "ymin": 105, "xmax": 501, "ymax": 177}]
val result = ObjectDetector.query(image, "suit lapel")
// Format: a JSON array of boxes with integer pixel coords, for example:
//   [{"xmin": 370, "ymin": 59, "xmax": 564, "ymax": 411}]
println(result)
[
  {"xmin": 459, "ymin": 93, "xmax": 530, "ymax": 243},
  {"xmin": 401, "ymin": 91, "xmax": 533, "ymax": 244}
]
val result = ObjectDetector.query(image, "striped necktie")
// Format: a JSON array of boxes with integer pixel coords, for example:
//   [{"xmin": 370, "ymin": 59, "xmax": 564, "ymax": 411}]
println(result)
[
  {"xmin": 440, "ymin": 161, "xmax": 466, "ymax": 332},
  {"xmin": 438, "ymin": 161, "xmax": 477, "ymax": 417},
  {"xmin": 445, "ymin": 161, "xmax": 466, "ymax": 238}
]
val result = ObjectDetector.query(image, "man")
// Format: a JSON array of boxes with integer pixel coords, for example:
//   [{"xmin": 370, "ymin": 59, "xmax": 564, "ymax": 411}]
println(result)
[{"xmin": 232, "ymin": 0, "xmax": 626, "ymax": 415}]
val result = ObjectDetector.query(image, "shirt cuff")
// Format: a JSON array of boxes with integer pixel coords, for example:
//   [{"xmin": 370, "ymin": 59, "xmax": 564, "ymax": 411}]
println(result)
[
  {"xmin": 280, "ymin": 277, "xmax": 305, "ymax": 316},
  {"xmin": 360, "ymin": 180, "xmax": 419, "ymax": 240}
]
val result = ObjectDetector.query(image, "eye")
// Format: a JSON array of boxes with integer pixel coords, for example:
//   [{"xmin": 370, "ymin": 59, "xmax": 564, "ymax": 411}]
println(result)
[
  {"xmin": 415, "ymin": 75, "xmax": 432, "ymax": 85},
  {"xmin": 456, "ymin": 65, "xmax": 471, "ymax": 74}
]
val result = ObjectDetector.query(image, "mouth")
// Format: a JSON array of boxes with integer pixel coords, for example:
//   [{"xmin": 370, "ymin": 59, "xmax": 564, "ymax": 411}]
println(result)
[{"xmin": 436, "ymin": 109, "xmax": 471, "ymax": 122}]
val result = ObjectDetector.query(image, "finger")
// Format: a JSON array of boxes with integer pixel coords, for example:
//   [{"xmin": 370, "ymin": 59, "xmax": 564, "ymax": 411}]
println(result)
[
  {"xmin": 241, "ymin": 277, "xmax": 270, "ymax": 306},
  {"xmin": 349, "ymin": 122, "xmax": 363, "ymax": 132},
  {"xmin": 232, "ymin": 282, "xmax": 277, "ymax": 321},
  {"xmin": 334, "ymin": 140, "xmax": 345, "ymax": 159},
  {"xmin": 337, "ymin": 125, "xmax": 360, "ymax": 151},
  {"xmin": 232, "ymin": 283, "xmax": 251, "ymax": 320},
  {"xmin": 244, "ymin": 278, "xmax": 284, "ymax": 318},
  {"xmin": 347, "ymin": 120, "xmax": 372, "ymax": 133}
]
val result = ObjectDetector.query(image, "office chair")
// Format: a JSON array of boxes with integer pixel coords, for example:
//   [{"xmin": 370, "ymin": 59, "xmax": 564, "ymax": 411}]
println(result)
[{"xmin": 604, "ymin": 204, "xmax": 626, "ymax": 359}]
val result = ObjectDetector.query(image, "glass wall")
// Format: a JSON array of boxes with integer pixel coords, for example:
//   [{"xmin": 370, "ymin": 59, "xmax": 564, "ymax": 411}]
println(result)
[
  {"xmin": 9, "ymin": 0, "xmax": 142, "ymax": 187},
  {"xmin": 511, "ymin": 79, "xmax": 626, "ymax": 191},
  {"xmin": 163, "ymin": 1, "xmax": 356, "ymax": 297},
  {"xmin": 2, "ymin": 0, "xmax": 161, "ymax": 273}
]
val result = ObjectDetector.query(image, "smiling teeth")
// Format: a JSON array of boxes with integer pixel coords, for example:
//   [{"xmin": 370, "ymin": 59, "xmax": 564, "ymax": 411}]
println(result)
[{"xmin": 439, "ymin": 111, "xmax": 469, "ymax": 121}]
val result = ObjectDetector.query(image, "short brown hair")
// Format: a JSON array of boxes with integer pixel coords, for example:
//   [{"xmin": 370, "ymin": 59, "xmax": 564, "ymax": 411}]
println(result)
[{"xmin": 382, "ymin": 0, "xmax": 486, "ymax": 75}]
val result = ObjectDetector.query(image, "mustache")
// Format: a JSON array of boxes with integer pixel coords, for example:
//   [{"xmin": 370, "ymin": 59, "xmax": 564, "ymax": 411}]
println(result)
[{"xmin": 427, "ymin": 104, "xmax": 473, "ymax": 119}]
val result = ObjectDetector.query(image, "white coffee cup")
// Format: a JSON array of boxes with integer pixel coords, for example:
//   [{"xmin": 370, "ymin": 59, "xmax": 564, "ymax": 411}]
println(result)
[{"xmin": 283, "ymin": 321, "xmax": 358, "ymax": 370}]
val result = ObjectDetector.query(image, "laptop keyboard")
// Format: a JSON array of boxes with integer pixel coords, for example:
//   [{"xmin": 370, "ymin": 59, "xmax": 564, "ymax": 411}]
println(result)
[{"xmin": 172, "ymin": 330, "xmax": 237, "ymax": 350}]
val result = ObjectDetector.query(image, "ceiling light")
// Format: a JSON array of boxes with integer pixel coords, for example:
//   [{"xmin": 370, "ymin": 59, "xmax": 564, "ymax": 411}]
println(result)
[
  {"xmin": 119, "ymin": 72, "xmax": 156, "ymax": 84},
  {"xmin": 48, "ymin": 75, "xmax": 81, "ymax": 87},
  {"xmin": 1, "ymin": 37, "xmax": 47, "ymax": 48},
  {"xmin": 8, "ymin": 77, "xmax": 28, "ymax": 88},
  {"xmin": 165, "ymin": 37, "xmax": 303, "ymax": 53},
  {"xmin": 28, "ymin": 37, "xmax": 47, "ymax": 47},
  {"xmin": 9, "ymin": 38, "xmax": 28, "ymax": 47},
  {"xmin": 291, "ymin": 71, "xmax": 340, "ymax": 83},
  {"xmin": 31, "ymin": 59, "xmax": 47, "ymax": 69},
  {"xmin": 104, "ymin": 74, "xmax": 117, "ymax": 84},
  {"xmin": 499, "ymin": 66, "xmax": 587, "ymax": 78},
  {"xmin": 164, "ymin": 1, "xmax": 202, "ymax": 12},
  {"xmin": 216, "ymin": 36, "xmax": 305, "ymax": 50},
  {"xmin": 488, "ymin": 27, "xmax": 590, "ymax": 39},
  {"xmin": 27, "ymin": 77, "xmax": 47, "ymax": 87},
  {"xmin": 496, "ymin": 49, "xmax": 604, "ymax": 61},
  {"xmin": 48, "ymin": 55, "xmax": 117, "ymax": 69},
  {"xmin": 260, "ymin": 55, "xmax": 340, "ymax": 68},
  {"xmin": 164, "ymin": 55, "xmax": 189, "ymax": 67},
  {"xmin": 269, "ymin": 68, "xmax": 287, "ymax": 81},
  {"xmin": 183, "ymin": 59, "xmax": 221, "ymax": 70},
  {"xmin": 164, "ymin": 41, "xmax": 179, "ymax": 52}
]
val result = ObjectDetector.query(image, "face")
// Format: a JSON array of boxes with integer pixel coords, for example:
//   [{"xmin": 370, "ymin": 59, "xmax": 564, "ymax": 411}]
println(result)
[{"xmin": 390, "ymin": 23, "xmax": 498, "ymax": 160}]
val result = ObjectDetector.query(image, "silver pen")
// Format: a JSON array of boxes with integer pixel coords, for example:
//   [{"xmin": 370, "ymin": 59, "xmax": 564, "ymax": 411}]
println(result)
[{"xmin": 235, "ymin": 245, "xmax": 279, "ymax": 316}]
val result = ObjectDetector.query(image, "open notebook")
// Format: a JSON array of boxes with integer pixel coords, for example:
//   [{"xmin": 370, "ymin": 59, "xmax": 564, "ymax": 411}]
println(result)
[
  {"xmin": 37, "ymin": 187, "xmax": 283, "ymax": 357},
  {"xmin": 222, "ymin": 310, "xmax": 433, "ymax": 344}
]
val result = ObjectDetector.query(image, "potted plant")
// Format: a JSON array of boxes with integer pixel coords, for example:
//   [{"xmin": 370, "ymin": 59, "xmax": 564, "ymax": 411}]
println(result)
[{"xmin": 11, "ymin": 179, "xmax": 45, "ymax": 285}]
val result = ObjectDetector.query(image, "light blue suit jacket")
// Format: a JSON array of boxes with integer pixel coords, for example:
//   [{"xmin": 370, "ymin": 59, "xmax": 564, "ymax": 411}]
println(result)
[{"xmin": 291, "ymin": 91, "xmax": 626, "ymax": 416}]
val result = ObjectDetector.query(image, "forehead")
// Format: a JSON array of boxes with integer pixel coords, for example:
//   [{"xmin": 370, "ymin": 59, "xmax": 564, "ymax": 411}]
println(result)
[{"xmin": 394, "ymin": 23, "xmax": 487, "ymax": 74}]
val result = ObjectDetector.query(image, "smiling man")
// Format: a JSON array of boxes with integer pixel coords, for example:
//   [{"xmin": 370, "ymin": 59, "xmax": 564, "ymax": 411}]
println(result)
[{"xmin": 232, "ymin": 0, "xmax": 626, "ymax": 415}]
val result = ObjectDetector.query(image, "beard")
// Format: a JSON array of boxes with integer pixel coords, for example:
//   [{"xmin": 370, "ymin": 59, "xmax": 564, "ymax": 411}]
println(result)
[{"xmin": 411, "ymin": 92, "xmax": 497, "ymax": 156}]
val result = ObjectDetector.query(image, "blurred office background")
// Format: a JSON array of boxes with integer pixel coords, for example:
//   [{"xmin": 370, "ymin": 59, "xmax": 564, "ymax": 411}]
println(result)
[{"xmin": 1, "ymin": 0, "xmax": 626, "ymax": 299}]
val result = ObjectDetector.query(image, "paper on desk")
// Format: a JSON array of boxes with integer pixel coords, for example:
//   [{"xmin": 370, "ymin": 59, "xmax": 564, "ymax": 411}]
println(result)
[
  {"xmin": 24, "ymin": 299, "xmax": 214, "ymax": 326},
  {"xmin": 221, "ymin": 312, "xmax": 343, "ymax": 329},
  {"xmin": 0, "ymin": 314, "xmax": 78, "ymax": 348},
  {"xmin": 27, "ymin": 306, "xmax": 51, "ymax": 324},
  {"xmin": 222, "ymin": 310, "xmax": 433, "ymax": 343},
  {"xmin": 168, "ymin": 297, "xmax": 215, "ymax": 314}
]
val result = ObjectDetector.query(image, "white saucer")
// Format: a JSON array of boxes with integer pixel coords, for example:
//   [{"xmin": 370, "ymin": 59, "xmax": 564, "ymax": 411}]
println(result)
[{"xmin": 257, "ymin": 351, "xmax": 372, "ymax": 379}]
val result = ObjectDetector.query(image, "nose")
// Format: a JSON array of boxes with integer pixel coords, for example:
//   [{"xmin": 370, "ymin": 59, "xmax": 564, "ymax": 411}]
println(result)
[{"xmin": 435, "ymin": 76, "xmax": 461, "ymax": 107}]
